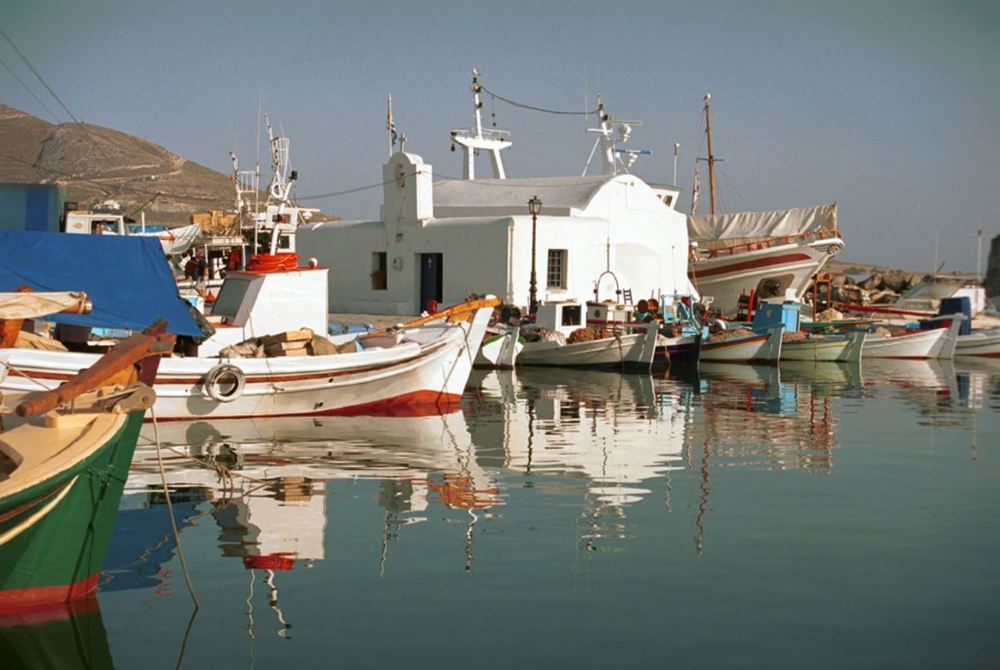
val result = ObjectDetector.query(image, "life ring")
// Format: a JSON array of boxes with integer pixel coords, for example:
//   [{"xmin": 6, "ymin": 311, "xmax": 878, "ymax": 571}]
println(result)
[{"xmin": 203, "ymin": 363, "xmax": 245, "ymax": 403}]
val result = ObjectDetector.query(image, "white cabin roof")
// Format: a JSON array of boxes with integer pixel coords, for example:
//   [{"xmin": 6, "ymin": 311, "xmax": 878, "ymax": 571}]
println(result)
[{"xmin": 433, "ymin": 175, "xmax": 617, "ymax": 218}]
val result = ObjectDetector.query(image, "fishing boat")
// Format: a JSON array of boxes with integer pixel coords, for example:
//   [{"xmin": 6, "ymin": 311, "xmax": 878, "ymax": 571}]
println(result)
[
  {"xmin": 2, "ymin": 295, "xmax": 497, "ymax": 420},
  {"xmin": 700, "ymin": 324, "xmax": 783, "ymax": 363},
  {"xmin": 955, "ymin": 327, "xmax": 1000, "ymax": 357},
  {"xmin": 0, "ymin": 232, "xmax": 497, "ymax": 419},
  {"xmin": 686, "ymin": 96, "xmax": 843, "ymax": 318},
  {"xmin": 516, "ymin": 301, "xmax": 658, "ymax": 370},
  {"xmin": 861, "ymin": 316, "xmax": 963, "ymax": 360},
  {"xmin": 780, "ymin": 330, "xmax": 866, "ymax": 362},
  {"xmin": 0, "ymin": 313, "xmax": 170, "ymax": 610}
]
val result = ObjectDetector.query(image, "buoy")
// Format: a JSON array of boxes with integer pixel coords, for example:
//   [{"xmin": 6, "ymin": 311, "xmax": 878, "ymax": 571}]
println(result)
[{"xmin": 203, "ymin": 363, "xmax": 246, "ymax": 402}]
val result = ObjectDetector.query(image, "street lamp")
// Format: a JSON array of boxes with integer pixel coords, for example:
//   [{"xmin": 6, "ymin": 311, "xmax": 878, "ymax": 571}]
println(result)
[{"xmin": 527, "ymin": 195, "xmax": 542, "ymax": 315}]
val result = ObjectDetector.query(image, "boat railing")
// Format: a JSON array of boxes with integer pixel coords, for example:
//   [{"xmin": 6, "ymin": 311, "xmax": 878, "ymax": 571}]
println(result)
[
  {"xmin": 695, "ymin": 227, "xmax": 843, "ymax": 260},
  {"xmin": 451, "ymin": 127, "xmax": 511, "ymax": 142}
]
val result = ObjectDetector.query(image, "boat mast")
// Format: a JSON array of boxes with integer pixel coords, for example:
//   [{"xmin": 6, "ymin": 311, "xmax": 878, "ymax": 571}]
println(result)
[
  {"xmin": 450, "ymin": 68, "xmax": 511, "ymax": 180},
  {"xmin": 703, "ymin": 94, "xmax": 717, "ymax": 215}
]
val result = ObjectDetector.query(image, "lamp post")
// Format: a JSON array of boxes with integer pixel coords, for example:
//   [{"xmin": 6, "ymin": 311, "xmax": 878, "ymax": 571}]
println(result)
[{"xmin": 527, "ymin": 195, "xmax": 542, "ymax": 315}]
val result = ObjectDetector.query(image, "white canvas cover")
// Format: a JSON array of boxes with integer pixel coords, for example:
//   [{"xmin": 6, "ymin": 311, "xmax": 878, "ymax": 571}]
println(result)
[
  {"xmin": 0, "ymin": 291, "xmax": 89, "ymax": 319},
  {"xmin": 687, "ymin": 204, "xmax": 837, "ymax": 241}
]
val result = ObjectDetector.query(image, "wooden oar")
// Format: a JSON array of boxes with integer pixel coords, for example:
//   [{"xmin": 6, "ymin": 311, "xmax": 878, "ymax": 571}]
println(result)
[
  {"xmin": 366, "ymin": 297, "xmax": 501, "ymax": 336},
  {"xmin": 15, "ymin": 321, "xmax": 174, "ymax": 418}
]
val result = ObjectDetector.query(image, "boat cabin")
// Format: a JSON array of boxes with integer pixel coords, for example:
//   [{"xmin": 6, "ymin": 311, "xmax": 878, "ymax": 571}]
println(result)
[{"xmin": 199, "ymin": 263, "xmax": 329, "ymax": 356}]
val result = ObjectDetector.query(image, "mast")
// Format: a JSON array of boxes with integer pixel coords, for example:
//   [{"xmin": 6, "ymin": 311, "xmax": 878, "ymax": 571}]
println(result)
[
  {"xmin": 450, "ymin": 68, "xmax": 511, "ymax": 180},
  {"xmin": 703, "ymin": 94, "xmax": 717, "ymax": 215}
]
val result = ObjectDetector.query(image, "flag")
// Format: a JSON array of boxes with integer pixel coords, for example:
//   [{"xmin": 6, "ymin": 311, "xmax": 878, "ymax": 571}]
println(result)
[
  {"xmin": 690, "ymin": 164, "xmax": 701, "ymax": 215},
  {"xmin": 387, "ymin": 95, "xmax": 397, "ymax": 148}
]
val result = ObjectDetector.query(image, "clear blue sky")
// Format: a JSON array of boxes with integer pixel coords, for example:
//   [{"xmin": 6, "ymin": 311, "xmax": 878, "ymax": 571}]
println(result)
[{"xmin": 2, "ymin": 0, "xmax": 998, "ymax": 271}]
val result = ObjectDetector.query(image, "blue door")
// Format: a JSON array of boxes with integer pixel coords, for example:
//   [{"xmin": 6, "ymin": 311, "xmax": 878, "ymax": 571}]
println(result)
[{"xmin": 419, "ymin": 253, "xmax": 442, "ymax": 312}]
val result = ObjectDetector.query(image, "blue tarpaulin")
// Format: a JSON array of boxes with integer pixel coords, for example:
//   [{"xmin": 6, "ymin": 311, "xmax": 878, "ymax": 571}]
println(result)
[{"xmin": 0, "ymin": 230, "xmax": 204, "ymax": 337}]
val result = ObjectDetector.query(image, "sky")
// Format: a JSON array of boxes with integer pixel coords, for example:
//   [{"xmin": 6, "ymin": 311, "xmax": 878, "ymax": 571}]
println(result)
[{"xmin": 2, "ymin": 0, "xmax": 998, "ymax": 272}]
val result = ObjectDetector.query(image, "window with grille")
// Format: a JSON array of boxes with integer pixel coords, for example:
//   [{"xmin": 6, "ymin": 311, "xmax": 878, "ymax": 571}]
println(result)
[{"xmin": 547, "ymin": 249, "xmax": 567, "ymax": 289}]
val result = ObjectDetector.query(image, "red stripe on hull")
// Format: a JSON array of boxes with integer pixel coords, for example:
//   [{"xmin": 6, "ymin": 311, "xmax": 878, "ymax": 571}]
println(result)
[
  {"xmin": 690, "ymin": 253, "xmax": 812, "ymax": 279},
  {"xmin": 145, "ymin": 389, "xmax": 465, "ymax": 421},
  {"xmin": 317, "ymin": 390, "xmax": 464, "ymax": 417},
  {"xmin": 0, "ymin": 573, "xmax": 99, "ymax": 614}
]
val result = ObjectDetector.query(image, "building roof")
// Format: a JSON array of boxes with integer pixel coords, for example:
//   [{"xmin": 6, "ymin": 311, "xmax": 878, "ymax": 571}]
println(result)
[{"xmin": 433, "ymin": 175, "xmax": 618, "ymax": 218}]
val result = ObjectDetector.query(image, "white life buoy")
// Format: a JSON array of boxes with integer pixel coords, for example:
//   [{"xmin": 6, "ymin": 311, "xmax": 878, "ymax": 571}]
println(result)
[{"xmin": 203, "ymin": 363, "xmax": 245, "ymax": 403}]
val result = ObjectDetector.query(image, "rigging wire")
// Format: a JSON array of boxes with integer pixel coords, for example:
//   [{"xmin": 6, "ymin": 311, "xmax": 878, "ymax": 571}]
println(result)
[
  {"xmin": 479, "ymin": 84, "xmax": 599, "ymax": 116},
  {"xmin": 0, "ymin": 52, "xmax": 60, "ymax": 123},
  {"xmin": 0, "ymin": 26, "xmax": 81, "ymax": 124}
]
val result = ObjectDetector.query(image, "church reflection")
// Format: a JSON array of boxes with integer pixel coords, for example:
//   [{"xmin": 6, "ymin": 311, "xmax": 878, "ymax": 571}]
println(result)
[{"xmin": 106, "ymin": 356, "xmax": 989, "ymax": 583}]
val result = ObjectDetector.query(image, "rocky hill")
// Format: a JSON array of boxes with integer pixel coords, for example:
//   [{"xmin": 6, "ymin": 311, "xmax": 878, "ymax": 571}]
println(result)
[{"xmin": 0, "ymin": 104, "xmax": 327, "ymax": 225}]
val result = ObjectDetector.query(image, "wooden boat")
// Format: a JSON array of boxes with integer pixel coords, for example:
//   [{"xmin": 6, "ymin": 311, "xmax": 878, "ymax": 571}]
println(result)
[
  {"xmin": 955, "ymin": 327, "xmax": 1000, "ymax": 357},
  {"xmin": 700, "ymin": 324, "xmax": 783, "ymax": 363},
  {"xmin": 0, "ymin": 322, "xmax": 170, "ymax": 610},
  {"xmin": 515, "ymin": 301, "xmax": 658, "ymax": 370},
  {"xmin": 0, "ymin": 258, "xmax": 498, "ymax": 420},
  {"xmin": 862, "ymin": 316, "xmax": 962, "ymax": 360},
  {"xmin": 780, "ymin": 330, "xmax": 866, "ymax": 362}
]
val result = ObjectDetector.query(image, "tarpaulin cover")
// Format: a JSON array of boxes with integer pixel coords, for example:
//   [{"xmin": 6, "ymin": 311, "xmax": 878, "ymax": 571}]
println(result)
[
  {"xmin": 687, "ymin": 204, "xmax": 838, "ymax": 241},
  {"xmin": 0, "ymin": 230, "xmax": 204, "ymax": 337}
]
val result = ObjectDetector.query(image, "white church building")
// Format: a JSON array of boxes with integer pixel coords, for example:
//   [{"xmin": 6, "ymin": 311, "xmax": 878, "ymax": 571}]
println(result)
[{"xmin": 298, "ymin": 151, "xmax": 694, "ymax": 316}]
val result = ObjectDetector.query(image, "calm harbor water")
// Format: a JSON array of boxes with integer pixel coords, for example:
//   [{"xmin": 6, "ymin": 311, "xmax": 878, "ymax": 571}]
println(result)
[{"xmin": 4, "ymin": 359, "xmax": 999, "ymax": 668}]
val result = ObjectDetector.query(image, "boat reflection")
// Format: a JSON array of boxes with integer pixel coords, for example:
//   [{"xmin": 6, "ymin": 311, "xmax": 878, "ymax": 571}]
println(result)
[
  {"xmin": 110, "ymin": 411, "xmax": 500, "ymax": 592},
  {"xmin": 0, "ymin": 598, "xmax": 113, "ymax": 670}
]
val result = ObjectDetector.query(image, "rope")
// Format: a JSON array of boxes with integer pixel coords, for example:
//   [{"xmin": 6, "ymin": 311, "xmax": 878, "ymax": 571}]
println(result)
[
  {"xmin": 480, "ymin": 84, "xmax": 598, "ymax": 116},
  {"xmin": 150, "ymin": 406, "xmax": 200, "ymax": 609}
]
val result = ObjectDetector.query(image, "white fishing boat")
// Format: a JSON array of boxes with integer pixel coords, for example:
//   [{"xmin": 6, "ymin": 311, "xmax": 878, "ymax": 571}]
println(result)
[
  {"xmin": 516, "ymin": 301, "xmax": 657, "ymax": 369},
  {"xmin": 685, "ymin": 96, "xmax": 843, "ymax": 318},
  {"xmin": 700, "ymin": 324, "xmax": 783, "ymax": 363},
  {"xmin": 861, "ymin": 316, "xmax": 962, "ymax": 360},
  {"xmin": 688, "ymin": 205, "xmax": 844, "ymax": 319},
  {"xmin": 955, "ymin": 327, "xmax": 1000, "ymax": 357},
  {"xmin": 780, "ymin": 330, "xmax": 866, "ymax": 362},
  {"xmin": 0, "ymin": 258, "xmax": 497, "ymax": 419}
]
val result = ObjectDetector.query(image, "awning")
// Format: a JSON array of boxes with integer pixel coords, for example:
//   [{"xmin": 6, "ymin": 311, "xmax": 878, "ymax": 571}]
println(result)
[{"xmin": 0, "ymin": 230, "xmax": 205, "ymax": 337}]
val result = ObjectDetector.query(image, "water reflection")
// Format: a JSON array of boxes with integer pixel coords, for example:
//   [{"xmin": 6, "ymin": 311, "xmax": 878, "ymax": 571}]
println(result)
[
  {"xmin": 89, "ymin": 358, "xmax": 1000, "ymax": 666},
  {"xmin": 109, "ymin": 358, "xmax": 997, "ymax": 572},
  {"xmin": 466, "ymin": 368, "xmax": 692, "ymax": 550},
  {"xmin": 0, "ymin": 598, "xmax": 112, "ymax": 670}
]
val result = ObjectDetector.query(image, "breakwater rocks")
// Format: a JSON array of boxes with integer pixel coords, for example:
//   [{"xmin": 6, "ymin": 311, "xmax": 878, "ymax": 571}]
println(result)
[{"xmin": 824, "ymin": 269, "xmax": 927, "ymax": 306}]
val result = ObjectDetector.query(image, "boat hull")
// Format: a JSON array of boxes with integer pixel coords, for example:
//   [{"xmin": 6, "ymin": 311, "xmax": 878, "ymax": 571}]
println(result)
[
  {"xmin": 0, "ymin": 412, "xmax": 144, "ymax": 611},
  {"xmin": 474, "ymin": 326, "xmax": 523, "ymax": 369},
  {"xmin": 701, "ymin": 325, "xmax": 783, "ymax": 363},
  {"xmin": 780, "ymin": 331, "xmax": 865, "ymax": 362},
  {"xmin": 955, "ymin": 328, "xmax": 1000, "ymax": 357},
  {"xmin": 516, "ymin": 324, "xmax": 657, "ymax": 370},
  {"xmin": 690, "ymin": 238, "xmax": 843, "ymax": 318},
  {"xmin": 862, "ymin": 319, "xmax": 961, "ymax": 360},
  {"xmin": 653, "ymin": 333, "xmax": 702, "ymax": 369},
  {"xmin": 0, "ymin": 308, "xmax": 492, "ymax": 420}
]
